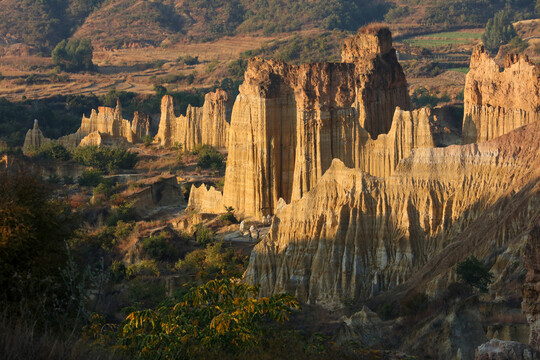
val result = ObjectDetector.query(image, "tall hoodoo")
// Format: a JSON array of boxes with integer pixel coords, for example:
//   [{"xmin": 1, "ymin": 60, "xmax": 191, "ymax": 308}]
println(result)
[
  {"xmin": 155, "ymin": 89, "xmax": 231, "ymax": 150},
  {"xmin": 222, "ymin": 26, "xmax": 411, "ymax": 218},
  {"xmin": 462, "ymin": 45, "xmax": 540, "ymax": 144},
  {"xmin": 22, "ymin": 119, "xmax": 50, "ymax": 152}
]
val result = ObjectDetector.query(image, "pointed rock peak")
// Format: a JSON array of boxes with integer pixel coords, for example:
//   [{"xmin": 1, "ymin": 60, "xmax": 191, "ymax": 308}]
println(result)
[
  {"xmin": 33, "ymin": 119, "xmax": 39, "ymax": 130},
  {"xmin": 161, "ymin": 95, "xmax": 175, "ymax": 113},
  {"xmin": 341, "ymin": 24, "xmax": 393, "ymax": 63},
  {"xmin": 115, "ymin": 98, "xmax": 122, "ymax": 117}
]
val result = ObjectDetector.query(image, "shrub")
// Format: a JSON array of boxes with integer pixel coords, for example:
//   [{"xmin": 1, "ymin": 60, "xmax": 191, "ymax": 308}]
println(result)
[
  {"xmin": 456, "ymin": 256, "xmax": 494, "ymax": 293},
  {"xmin": 194, "ymin": 224, "xmax": 215, "ymax": 244},
  {"xmin": 33, "ymin": 142, "xmax": 71, "ymax": 161},
  {"xmin": 141, "ymin": 135, "xmax": 154, "ymax": 146},
  {"xmin": 141, "ymin": 233, "xmax": 179, "ymax": 261},
  {"xmin": 179, "ymin": 55, "xmax": 199, "ymax": 65},
  {"xmin": 126, "ymin": 260, "xmax": 161, "ymax": 278},
  {"xmin": 78, "ymin": 169, "xmax": 104, "ymax": 187},
  {"xmin": 110, "ymin": 261, "xmax": 127, "ymax": 282},
  {"xmin": 106, "ymin": 202, "xmax": 137, "ymax": 226},
  {"xmin": 72, "ymin": 146, "xmax": 138, "ymax": 173},
  {"xmin": 195, "ymin": 145, "xmax": 224, "ymax": 169}
]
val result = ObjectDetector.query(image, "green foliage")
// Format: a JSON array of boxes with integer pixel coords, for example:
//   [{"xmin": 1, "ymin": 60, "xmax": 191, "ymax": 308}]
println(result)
[
  {"xmin": 98, "ymin": 278, "xmax": 299, "ymax": 358},
  {"xmin": 142, "ymin": 135, "xmax": 154, "ymax": 146},
  {"xmin": 194, "ymin": 145, "xmax": 224, "ymax": 169},
  {"xmin": 384, "ymin": 6, "xmax": 410, "ymax": 23},
  {"xmin": 32, "ymin": 142, "xmax": 72, "ymax": 161},
  {"xmin": 126, "ymin": 260, "xmax": 161, "ymax": 278},
  {"xmin": 141, "ymin": 233, "xmax": 179, "ymax": 261},
  {"xmin": 78, "ymin": 169, "xmax": 104, "ymax": 187},
  {"xmin": 110, "ymin": 261, "xmax": 127, "ymax": 282},
  {"xmin": 482, "ymin": 10, "xmax": 518, "ymax": 53},
  {"xmin": 52, "ymin": 38, "xmax": 95, "ymax": 72},
  {"xmin": 456, "ymin": 256, "xmax": 494, "ymax": 293},
  {"xmin": 0, "ymin": 168, "xmax": 84, "ymax": 329},
  {"xmin": 106, "ymin": 202, "xmax": 137, "ymax": 226},
  {"xmin": 537, "ymin": 0, "xmax": 540, "ymax": 15},
  {"xmin": 411, "ymin": 87, "xmax": 451, "ymax": 108},
  {"xmin": 194, "ymin": 224, "xmax": 216, "ymax": 244},
  {"xmin": 72, "ymin": 146, "xmax": 138, "ymax": 173}
]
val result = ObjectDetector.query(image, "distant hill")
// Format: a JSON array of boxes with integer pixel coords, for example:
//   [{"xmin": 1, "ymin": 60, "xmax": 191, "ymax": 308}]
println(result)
[{"xmin": 0, "ymin": 0, "xmax": 536, "ymax": 51}]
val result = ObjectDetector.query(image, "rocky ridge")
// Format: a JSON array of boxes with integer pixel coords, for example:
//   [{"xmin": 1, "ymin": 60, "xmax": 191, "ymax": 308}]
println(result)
[
  {"xmin": 462, "ymin": 45, "xmax": 540, "ymax": 144},
  {"xmin": 244, "ymin": 120, "xmax": 540, "ymax": 307},
  {"xmin": 222, "ymin": 26, "xmax": 412, "ymax": 218},
  {"xmin": 155, "ymin": 89, "xmax": 231, "ymax": 150}
]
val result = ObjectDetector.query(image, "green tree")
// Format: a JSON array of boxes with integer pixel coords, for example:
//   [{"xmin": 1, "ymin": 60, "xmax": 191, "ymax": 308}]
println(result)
[
  {"xmin": 456, "ymin": 256, "xmax": 494, "ymax": 293},
  {"xmin": 52, "ymin": 38, "xmax": 95, "ymax": 72},
  {"xmin": 536, "ymin": 0, "xmax": 540, "ymax": 15},
  {"xmin": 482, "ymin": 10, "xmax": 518, "ymax": 53},
  {"xmin": 94, "ymin": 278, "xmax": 299, "ymax": 358}
]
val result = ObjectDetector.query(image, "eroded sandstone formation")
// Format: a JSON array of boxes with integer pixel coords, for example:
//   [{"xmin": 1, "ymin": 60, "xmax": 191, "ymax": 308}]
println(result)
[
  {"xmin": 186, "ymin": 184, "xmax": 225, "ymax": 214},
  {"xmin": 155, "ymin": 89, "xmax": 231, "ymax": 150},
  {"xmin": 22, "ymin": 119, "xmax": 50, "ymax": 152},
  {"xmin": 222, "ymin": 26, "xmax": 411, "ymax": 218},
  {"xmin": 22, "ymin": 100, "xmax": 150, "ymax": 149},
  {"xmin": 462, "ymin": 45, "xmax": 540, "ymax": 144},
  {"xmin": 244, "ymin": 121, "xmax": 540, "ymax": 307}
]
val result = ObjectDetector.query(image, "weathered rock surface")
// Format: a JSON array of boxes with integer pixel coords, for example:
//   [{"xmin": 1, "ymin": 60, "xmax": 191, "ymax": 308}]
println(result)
[
  {"xmin": 244, "ymin": 121, "xmax": 540, "ymax": 307},
  {"xmin": 475, "ymin": 339, "xmax": 540, "ymax": 360},
  {"xmin": 523, "ymin": 221, "xmax": 540, "ymax": 350},
  {"xmin": 22, "ymin": 100, "xmax": 150, "ymax": 149},
  {"xmin": 22, "ymin": 119, "xmax": 50, "ymax": 152},
  {"xmin": 186, "ymin": 184, "xmax": 225, "ymax": 214},
  {"xmin": 336, "ymin": 306, "xmax": 391, "ymax": 348},
  {"xmin": 123, "ymin": 175, "xmax": 185, "ymax": 217},
  {"xmin": 462, "ymin": 45, "xmax": 540, "ymax": 144},
  {"xmin": 155, "ymin": 89, "xmax": 231, "ymax": 150},
  {"xmin": 223, "ymin": 26, "xmax": 411, "ymax": 218}
]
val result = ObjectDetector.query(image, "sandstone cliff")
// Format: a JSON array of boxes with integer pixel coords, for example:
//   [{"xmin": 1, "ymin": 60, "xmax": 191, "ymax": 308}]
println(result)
[
  {"xmin": 462, "ymin": 45, "xmax": 540, "ymax": 144},
  {"xmin": 223, "ymin": 26, "xmax": 411, "ymax": 218},
  {"xmin": 155, "ymin": 89, "xmax": 231, "ymax": 150},
  {"xmin": 244, "ymin": 121, "xmax": 540, "ymax": 307}
]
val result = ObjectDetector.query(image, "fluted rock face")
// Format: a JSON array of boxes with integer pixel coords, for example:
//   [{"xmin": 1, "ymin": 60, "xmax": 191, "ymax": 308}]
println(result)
[
  {"xmin": 23, "ymin": 100, "xmax": 149, "ymax": 148},
  {"xmin": 22, "ymin": 120, "xmax": 50, "ymax": 152},
  {"xmin": 223, "ymin": 27, "xmax": 411, "ymax": 218},
  {"xmin": 155, "ymin": 90, "xmax": 231, "ymax": 150},
  {"xmin": 244, "ymin": 121, "xmax": 540, "ymax": 307},
  {"xmin": 132, "ymin": 111, "xmax": 151, "ymax": 140},
  {"xmin": 462, "ymin": 45, "xmax": 540, "ymax": 144},
  {"xmin": 523, "ymin": 221, "xmax": 540, "ymax": 351}
]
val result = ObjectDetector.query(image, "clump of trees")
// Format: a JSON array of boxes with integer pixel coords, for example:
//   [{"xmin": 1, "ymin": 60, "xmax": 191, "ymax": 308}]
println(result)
[
  {"xmin": 482, "ymin": 10, "xmax": 519, "ymax": 53},
  {"xmin": 52, "ymin": 38, "xmax": 95, "ymax": 72}
]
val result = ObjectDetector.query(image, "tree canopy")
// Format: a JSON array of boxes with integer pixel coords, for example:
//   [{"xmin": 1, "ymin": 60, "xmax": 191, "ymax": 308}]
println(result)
[
  {"xmin": 52, "ymin": 38, "xmax": 95, "ymax": 72},
  {"xmin": 482, "ymin": 10, "xmax": 518, "ymax": 53}
]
